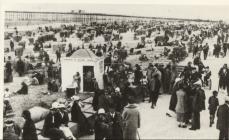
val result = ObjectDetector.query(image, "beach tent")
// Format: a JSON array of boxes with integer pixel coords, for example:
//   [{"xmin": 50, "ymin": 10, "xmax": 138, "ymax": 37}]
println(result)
[{"xmin": 61, "ymin": 49, "xmax": 104, "ymax": 92}]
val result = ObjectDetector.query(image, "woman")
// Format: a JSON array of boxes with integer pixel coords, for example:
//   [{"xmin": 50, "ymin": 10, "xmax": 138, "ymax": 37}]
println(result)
[
  {"xmin": 175, "ymin": 84, "xmax": 187, "ymax": 128},
  {"xmin": 122, "ymin": 97, "xmax": 140, "ymax": 140},
  {"xmin": 16, "ymin": 82, "xmax": 28, "ymax": 95},
  {"xmin": 71, "ymin": 96, "xmax": 92, "ymax": 136},
  {"xmin": 73, "ymin": 72, "xmax": 81, "ymax": 92},
  {"xmin": 22, "ymin": 110, "xmax": 38, "ymax": 140}
]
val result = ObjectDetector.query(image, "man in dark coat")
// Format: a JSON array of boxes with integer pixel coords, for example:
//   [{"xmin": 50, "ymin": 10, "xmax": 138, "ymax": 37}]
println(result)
[
  {"xmin": 223, "ymin": 43, "xmax": 228, "ymax": 57},
  {"xmin": 16, "ymin": 58, "xmax": 25, "ymax": 76},
  {"xmin": 216, "ymin": 96, "xmax": 229, "ymax": 140},
  {"xmin": 56, "ymin": 50, "xmax": 61, "ymax": 63},
  {"xmin": 218, "ymin": 64, "xmax": 229, "ymax": 91},
  {"xmin": 98, "ymin": 90, "xmax": 111, "ymax": 113},
  {"xmin": 189, "ymin": 82, "xmax": 205, "ymax": 130},
  {"xmin": 134, "ymin": 64, "xmax": 143, "ymax": 85},
  {"xmin": 203, "ymin": 43, "xmax": 209, "ymax": 60},
  {"xmin": 10, "ymin": 40, "xmax": 14, "ymax": 51},
  {"xmin": 106, "ymin": 105, "xmax": 123, "ymax": 140},
  {"xmin": 104, "ymin": 53, "xmax": 112, "ymax": 73},
  {"xmin": 150, "ymin": 74, "xmax": 161, "ymax": 109}
]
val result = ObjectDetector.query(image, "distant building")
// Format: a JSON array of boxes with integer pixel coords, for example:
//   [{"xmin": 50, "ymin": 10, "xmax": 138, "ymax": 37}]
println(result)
[{"xmin": 4, "ymin": 10, "xmax": 155, "ymax": 27}]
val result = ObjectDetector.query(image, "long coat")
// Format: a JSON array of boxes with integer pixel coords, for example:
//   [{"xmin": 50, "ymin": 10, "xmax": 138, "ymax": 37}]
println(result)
[
  {"xmin": 218, "ymin": 68, "xmax": 229, "ymax": 89},
  {"xmin": 192, "ymin": 88, "xmax": 205, "ymax": 112},
  {"xmin": 106, "ymin": 112, "xmax": 123, "ymax": 140},
  {"xmin": 22, "ymin": 119, "xmax": 38, "ymax": 140},
  {"xmin": 122, "ymin": 104, "xmax": 140, "ymax": 140},
  {"xmin": 175, "ymin": 89, "xmax": 187, "ymax": 113},
  {"xmin": 217, "ymin": 104, "xmax": 229, "ymax": 131},
  {"xmin": 71, "ymin": 101, "xmax": 90, "ymax": 135}
]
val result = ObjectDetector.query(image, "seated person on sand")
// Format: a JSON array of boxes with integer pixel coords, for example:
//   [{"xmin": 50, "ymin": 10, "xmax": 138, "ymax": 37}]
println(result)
[
  {"xmin": 14, "ymin": 82, "xmax": 28, "ymax": 95},
  {"xmin": 47, "ymin": 79, "xmax": 59, "ymax": 94},
  {"xmin": 3, "ymin": 116, "xmax": 21, "ymax": 140}
]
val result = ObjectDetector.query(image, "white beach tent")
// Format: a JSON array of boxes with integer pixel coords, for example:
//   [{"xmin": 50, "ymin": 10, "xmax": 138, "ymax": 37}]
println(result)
[{"xmin": 61, "ymin": 49, "xmax": 104, "ymax": 92}]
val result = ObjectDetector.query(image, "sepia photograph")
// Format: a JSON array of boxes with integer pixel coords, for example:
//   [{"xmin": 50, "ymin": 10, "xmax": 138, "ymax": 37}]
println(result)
[{"xmin": 2, "ymin": 1, "xmax": 229, "ymax": 139}]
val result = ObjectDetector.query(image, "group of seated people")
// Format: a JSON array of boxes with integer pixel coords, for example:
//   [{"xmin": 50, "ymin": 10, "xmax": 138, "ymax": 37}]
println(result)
[{"xmin": 42, "ymin": 95, "xmax": 93, "ymax": 140}]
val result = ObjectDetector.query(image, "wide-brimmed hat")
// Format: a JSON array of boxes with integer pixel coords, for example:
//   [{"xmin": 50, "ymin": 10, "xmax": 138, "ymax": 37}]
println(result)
[
  {"xmin": 71, "ymin": 95, "xmax": 80, "ymax": 101},
  {"xmin": 50, "ymin": 102, "xmax": 59, "ymax": 110},
  {"xmin": 57, "ymin": 104, "xmax": 66, "ymax": 109},
  {"xmin": 98, "ymin": 108, "xmax": 105, "ymax": 114},
  {"xmin": 57, "ymin": 98, "xmax": 66, "ymax": 105}
]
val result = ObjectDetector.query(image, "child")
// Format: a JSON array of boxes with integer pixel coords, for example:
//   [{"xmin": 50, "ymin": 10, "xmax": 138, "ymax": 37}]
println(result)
[{"xmin": 208, "ymin": 90, "xmax": 219, "ymax": 127}]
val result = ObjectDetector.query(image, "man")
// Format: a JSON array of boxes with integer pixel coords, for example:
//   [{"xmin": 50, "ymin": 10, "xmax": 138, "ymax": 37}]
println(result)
[
  {"xmin": 104, "ymin": 53, "xmax": 112, "ymax": 73},
  {"xmin": 16, "ymin": 57, "xmax": 25, "ymax": 77},
  {"xmin": 189, "ymin": 81, "xmax": 205, "ymax": 130},
  {"xmin": 112, "ymin": 87, "xmax": 124, "ymax": 113},
  {"xmin": 56, "ymin": 50, "xmax": 61, "ymax": 63},
  {"xmin": 193, "ymin": 44, "xmax": 198, "ymax": 58},
  {"xmin": 10, "ymin": 39, "xmax": 14, "ymax": 51},
  {"xmin": 203, "ymin": 43, "xmax": 209, "ymax": 60},
  {"xmin": 223, "ymin": 43, "xmax": 228, "ymax": 57},
  {"xmin": 150, "ymin": 74, "xmax": 161, "ymax": 109},
  {"xmin": 122, "ymin": 97, "xmax": 140, "ymax": 140},
  {"xmin": 216, "ymin": 96, "xmax": 229, "ymax": 140},
  {"xmin": 134, "ymin": 64, "xmax": 143, "ymax": 85},
  {"xmin": 98, "ymin": 90, "xmax": 111, "ymax": 113},
  {"xmin": 218, "ymin": 64, "xmax": 229, "ymax": 93},
  {"xmin": 146, "ymin": 63, "xmax": 153, "ymax": 92},
  {"xmin": 106, "ymin": 105, "xmax": 123, "ymax": 140}
]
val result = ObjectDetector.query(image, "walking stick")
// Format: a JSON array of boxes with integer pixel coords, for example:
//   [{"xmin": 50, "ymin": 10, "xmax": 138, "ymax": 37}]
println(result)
[
  {"xmin": 137, "ymin": 130, "xmax": 141, "ymax": 140},
  {"xmin": 218, "ymin": 78, "xmax": 220, "ymax": 92}
]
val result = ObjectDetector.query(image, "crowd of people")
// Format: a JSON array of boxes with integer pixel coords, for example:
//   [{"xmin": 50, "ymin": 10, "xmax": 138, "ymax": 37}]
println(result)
[{"xmin": 3, "ymin": 18, "xmax": 229, "ymax": 140}]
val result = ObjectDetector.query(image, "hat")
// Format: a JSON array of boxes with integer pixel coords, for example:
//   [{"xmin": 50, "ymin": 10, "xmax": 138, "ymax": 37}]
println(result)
[
  {"xmin": 71, "ymin": 95, "xmax": 80, "ymax": 101},
  {"xmin": 98, "ymin": 108, "xmax": 105, "ymax": 114},
  {"xmin": 57, "ymin": 98, "xmax": 66, "ymax": 105},
  {"xmin": 193, "ymin": 80, "xmax": 202, "ymax": 86},
  {"xmin": 225, "ymin": 96, "xmax": 229, "ymax": 102},
  {"xmin": 4, "ymin": 119, "xmax": 14, "ymax": 127},
  {"xmin": 58, "ymin": 103, "xmax": 66, "ymax": 109},
  {"xmin": 115, "ymin": 87, "xmax": 120, "ymax": 92},
  {"xmin": 50, "ymin": 102, "xmax": 59, "ymax": 109}
]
